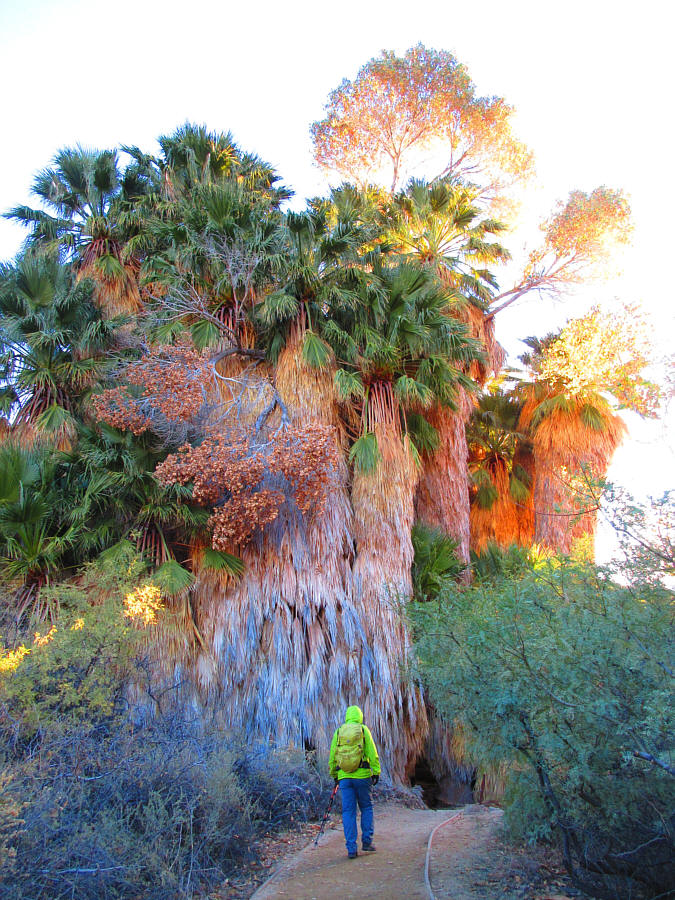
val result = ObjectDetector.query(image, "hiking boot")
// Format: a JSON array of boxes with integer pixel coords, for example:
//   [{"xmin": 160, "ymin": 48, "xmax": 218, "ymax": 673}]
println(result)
[
  {"xmin": 362, "ymin": 843, "xmax": 376, "ymax": 852},
  {"xmin": 348, "ymin": 851, "xmax": 358, "ymax": 859}
]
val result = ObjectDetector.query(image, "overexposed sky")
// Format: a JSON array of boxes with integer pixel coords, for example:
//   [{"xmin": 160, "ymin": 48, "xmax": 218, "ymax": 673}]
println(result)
[{"xmin": 1, "ymin": 0, "xmax": 673, "ymax": 554}]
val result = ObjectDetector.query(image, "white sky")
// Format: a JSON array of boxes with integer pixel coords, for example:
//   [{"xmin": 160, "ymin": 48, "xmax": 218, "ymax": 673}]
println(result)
[{"xmin": 1, "ymin": 0, "xmax": 673, "ymax": 558}]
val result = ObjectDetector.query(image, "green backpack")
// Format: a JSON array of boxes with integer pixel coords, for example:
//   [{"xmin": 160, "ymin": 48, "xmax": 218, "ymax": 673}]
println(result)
[{"xmin": 335, "ymin": 722, "xmax": 366, "ymax": 773}]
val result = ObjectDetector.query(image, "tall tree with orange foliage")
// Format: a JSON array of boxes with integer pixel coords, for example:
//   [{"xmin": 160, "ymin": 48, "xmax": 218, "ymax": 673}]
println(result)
[
  {"xmin": 486, "ymin": 187, "xmax": 632, "ymax": 318},
  {"xmin": 311, "ymin": 45, "xmax": 534, "ymax": 202}
]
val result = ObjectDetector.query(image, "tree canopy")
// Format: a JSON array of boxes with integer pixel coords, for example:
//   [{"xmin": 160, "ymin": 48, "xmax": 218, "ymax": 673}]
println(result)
[{"xmin": 311, "ymin": 45, "xmax": 534, "ymax": 200}]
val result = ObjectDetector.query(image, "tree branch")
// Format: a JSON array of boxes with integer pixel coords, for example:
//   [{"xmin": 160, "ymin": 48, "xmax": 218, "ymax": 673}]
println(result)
[{"xmin": 633, "ymin": 751, "xmax": 675, "ymax": 776}]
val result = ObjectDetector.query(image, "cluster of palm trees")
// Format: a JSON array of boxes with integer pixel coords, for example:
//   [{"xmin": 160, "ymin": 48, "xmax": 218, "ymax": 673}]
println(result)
[
  {"xmin": 0, "ymin": 125, "xmax": 635, "ymax": 778},
  {"xmin": 466, "ymin": 333, "xmax": 630, "ymax": 556}
]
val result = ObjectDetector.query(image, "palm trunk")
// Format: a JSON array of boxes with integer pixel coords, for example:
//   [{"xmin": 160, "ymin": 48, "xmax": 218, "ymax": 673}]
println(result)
[
  {"xmin": 523, "ymin": 403, "xmax": 625, "ymax": 554},
  {"xmin": 193, "ymin": 323, "xmax": 363, "ymax": 757},
  {"xmin": 513, "ymin": 441, "xmax": 535, "ymax": 546},
  {"xmin": 351, "ymin": 382, "xmax": 428, "ymax": 781},
  {"xmin": 416, "ymin": 394, "xmax": 473, "ymax": 571},
  {"xmin": 416, "ymin": 302, "xmax": 504, "ymax": 576},
  {"xmin": 469, "ymin": 457, "xmax": 522, "ymax": 553}
]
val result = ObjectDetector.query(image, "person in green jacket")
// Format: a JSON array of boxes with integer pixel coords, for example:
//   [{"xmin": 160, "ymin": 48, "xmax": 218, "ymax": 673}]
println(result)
[{"xmin": 328, "ymin": 705, "xmax": 381, "ymax": 859}]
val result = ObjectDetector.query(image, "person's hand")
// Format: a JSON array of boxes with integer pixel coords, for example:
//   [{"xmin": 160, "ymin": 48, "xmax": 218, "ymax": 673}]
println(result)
[
  {"xmin": 372, "ymin": 775, "xmax": 379, "ymax": 786},
  {"xmin": 334, "ymin": 778, "xmax": 339, "ymax": 786}
]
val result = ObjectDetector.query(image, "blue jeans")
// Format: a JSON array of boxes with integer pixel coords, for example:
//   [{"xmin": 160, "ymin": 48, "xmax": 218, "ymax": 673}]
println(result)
[{"xmin": 340, "ymin": 777, "xmax": 374, "ymax": 854}]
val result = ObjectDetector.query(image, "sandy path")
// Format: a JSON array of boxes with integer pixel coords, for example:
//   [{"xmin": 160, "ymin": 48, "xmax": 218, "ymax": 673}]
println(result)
[
  {"xmin": 249, "ymin": 802, "xmax": 580, "ymax": 900},
  {"xmin": 428, "ymin": 805, "xmax": 581, "ymax": 900},
  {"xmin": 429, "ymin": 805, "xmax": 506, "ymax": 899},
  {"xmin": 250, "ymin": 803, "xmax": 453, "ymax": 900}
]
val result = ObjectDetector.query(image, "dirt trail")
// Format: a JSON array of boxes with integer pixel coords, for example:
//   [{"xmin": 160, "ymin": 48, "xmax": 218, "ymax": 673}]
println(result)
[
  {"xmin": 249, "ymin": 802, "xmax": 580, "ymax": 900},
  {"xmin": 251, "ymin": 804, "xmax": 450, "ymax": 900}
]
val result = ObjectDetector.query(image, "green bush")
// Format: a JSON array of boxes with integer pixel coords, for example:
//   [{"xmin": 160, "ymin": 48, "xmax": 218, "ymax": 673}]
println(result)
[
  {"xmin": 412, "ymin": 527, "xmax": 674, "ymax": 898},
  {"xmin": 411, "ymin": 523, "xmax": 465, "ymax": 602},
  {"xmin": 0, "ymin": 556, "xmax": 328, "ymax": 899}
]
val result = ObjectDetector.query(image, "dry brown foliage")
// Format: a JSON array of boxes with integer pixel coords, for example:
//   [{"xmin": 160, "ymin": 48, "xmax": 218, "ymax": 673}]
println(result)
[
  {"xmin": 154, "ymin": 425, "xmax": 339, "ymax": 548},
  {"xmin": 92, "ymin": 343, "xmax": 214, "ymax": 435}
]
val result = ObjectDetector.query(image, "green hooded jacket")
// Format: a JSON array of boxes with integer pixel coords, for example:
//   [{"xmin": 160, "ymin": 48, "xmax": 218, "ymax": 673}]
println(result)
[{"xmin": 329, "ymin": 705, "xmax": 381, "ymax": 780}]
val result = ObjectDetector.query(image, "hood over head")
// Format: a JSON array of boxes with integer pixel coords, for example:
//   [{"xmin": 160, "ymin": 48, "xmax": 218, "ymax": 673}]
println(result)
[{"xmin": 345, "ymin": 705, "xmax": 363, "ymax": 724}]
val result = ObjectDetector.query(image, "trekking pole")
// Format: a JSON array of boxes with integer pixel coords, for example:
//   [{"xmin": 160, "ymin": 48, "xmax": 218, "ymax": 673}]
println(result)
[{"xmin": 313, "ymin": 782, "xmax": 339, "ymax": 846}]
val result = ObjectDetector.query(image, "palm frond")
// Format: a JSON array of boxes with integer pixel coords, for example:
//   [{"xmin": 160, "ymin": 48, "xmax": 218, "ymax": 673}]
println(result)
[{"xmin": 348, "ymin": 431, "xmax": 381, "ymax": 473}]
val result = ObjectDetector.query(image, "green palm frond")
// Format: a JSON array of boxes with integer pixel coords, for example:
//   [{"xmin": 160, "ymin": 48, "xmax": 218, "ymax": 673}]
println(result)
[
  {"xmin": 191, "ymin": 318, "xmax": 222, "ymax": 349},
  {"xmin": 531, "ymin": 393, "xmax": 574, "ymax": 425},
  {"xmin": 34, "ymin": 403, "xmax": 76, "ymax": 436},
  {"xmin": 258, "ymin": 290, "xmax": 299, "ymax": 325},
  {"xmin": 200, "ymin": 547, "xmax": 244, "ymax": 578},
  {"xmin": 580, "ymin": 402, "xmax": 607, "ymax": 431},
  {"xmin": 394, "ymin": 375, "xmax": 433, "ymax": 408},
  {"xmin": 509, "ymin": 472, "xmax": 531, "ymax": 503},
  {"xmin": 301, "ymin": 330, "xmax": 331, "ymax": 368},
  {"xmin": 406, "ymin": 412, "xmax": 440, "ymax": 454},
  {"xmin": 348, "ymin": 431, "xmax": 381, "ymax": 473},
  {"xmin": 152, "ymin": 559, "xmax": 195, "ymax": 596},
  {"xmin": 412, "ymin": 523, "xmax": 464, "ymax": 602},
  {"xmin": 0, "ymin": 446, "xmax": 42, "ymax": 503},
  {"xmin": 322, "ymin": 320, "xmax": 358, "ymax": 361},
  {"xmin": 334, "ymin": 368, "xmax": 364, "ymax": 401},
  {"xmin": 471, "ymin": 468, "xmax": 499, "ymax": 509}
]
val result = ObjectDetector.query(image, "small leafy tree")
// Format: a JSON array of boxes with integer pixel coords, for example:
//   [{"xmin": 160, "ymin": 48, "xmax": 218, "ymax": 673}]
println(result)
[{"xmin": 413, "ymin": 492, "xmax": 675, "ymax": 898}]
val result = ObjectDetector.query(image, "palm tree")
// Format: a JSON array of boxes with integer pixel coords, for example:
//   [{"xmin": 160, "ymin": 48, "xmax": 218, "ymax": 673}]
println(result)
[
  {"xmin": 258, "ymin": 196, "xmax": 379, "ymax": 417},
  {"xmin": 333, "ymin": 261, "xmax": 481, "ymax": 777},
  {"xmin": 126, "ymin": 126, "xmax": 289, "ymax": 427},
  {"xmin": 0, "ymin": 253, "xmax": 114, "ymax": 449},
  {"xmin": 382, "ymin": 180, "xmax": 509, "ymax": 569},
  {"xmin": 199, "ymin": 199, "xmax": 378, "ymax": 758},
  {"xmin": 467, "ymin": 390, "xmax": 533, "ymax": 552},
  {"xmin": 515, "ymin": 337, "xmax": 626, "ymax": 554},
  {"xmin": 519, "ymin": 385, "xmax": 625, "ymax": 555},
  {"xmin": 0, "ymin": 444, "xmax": 80, "ymax": 621},
  {"xmin": 6, "ymin": 147, "xmax": 142, "ymax": 317},
  {"xmin": 62, "ymin": 423, "xmax": 205, "ymax": 560},
  {"xmin": 124, "ymin": 124, "xmax": 290, "ymax": 292}
]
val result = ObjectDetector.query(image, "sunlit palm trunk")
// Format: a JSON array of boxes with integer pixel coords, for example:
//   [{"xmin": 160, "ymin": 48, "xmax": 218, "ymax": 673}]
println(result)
[
  {"xmin": 194, "ymin": 323, "xmax": 364, "ymax": 757},
  {"xmin": 417, "ymin": 304, "xmax": 504, "ymax": 574},
  {"xmin": 470, "ymin": 457, "xmax": 521, "ymax": 553},
  {"xmin": 522, "ymin": 401, "xmax": 625, "ymax": 554},
  {"xmin": 513, "ymin": 442, "xmax": 535, "ymax": 546},
  {"xmin": 415, "ymin": 395, "xmax": 473, "ymax": 571},
  {"xmin": 352, "ymin": 382, "xmax": 428, "ymax": 780}
]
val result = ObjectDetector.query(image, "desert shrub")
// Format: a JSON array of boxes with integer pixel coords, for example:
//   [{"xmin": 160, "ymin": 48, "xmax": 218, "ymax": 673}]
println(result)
[
  {"xmin": 412, "ymin": 499, "xmax": 674, "ymax": 899},
  {"xmin": 470, "ymin": 540, "xmax": 541, "ymax": 580},
  {"xmin": 0, "ymin": 557, "xmax": 327, "ymax": 899},
  {"xmin": 0, "ymin": 716, "xmax": 326, "ymax": 899}
]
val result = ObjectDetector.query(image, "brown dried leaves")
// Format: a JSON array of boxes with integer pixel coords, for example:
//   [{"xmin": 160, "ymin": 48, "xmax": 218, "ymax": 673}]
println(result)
[{"xmin": 155, "ymin": 425, "xmax": 339, "ymax": 548}]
